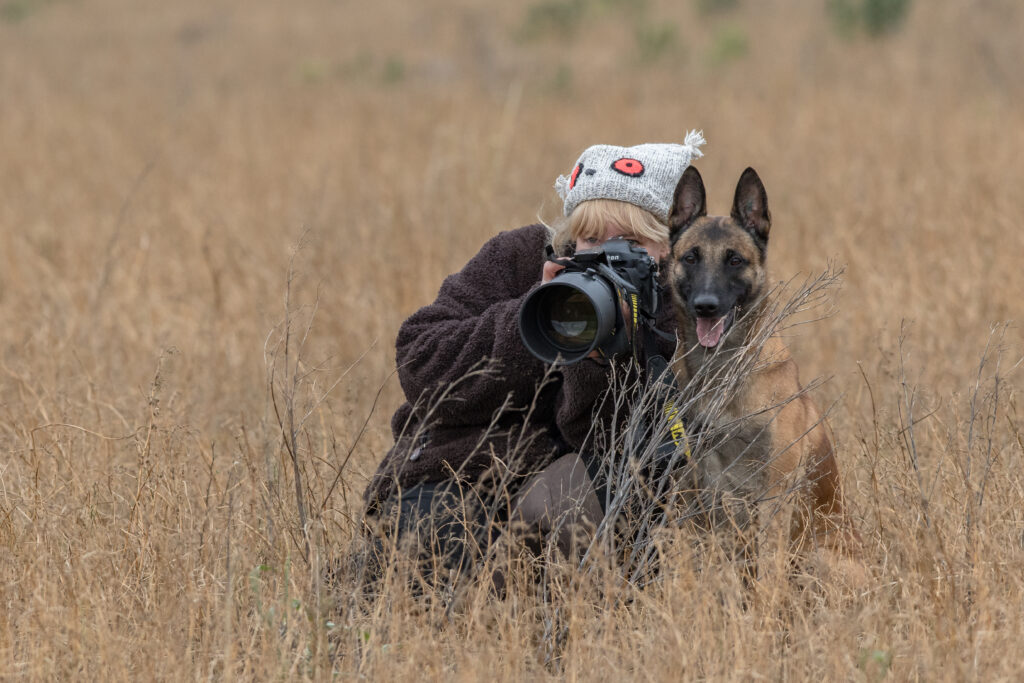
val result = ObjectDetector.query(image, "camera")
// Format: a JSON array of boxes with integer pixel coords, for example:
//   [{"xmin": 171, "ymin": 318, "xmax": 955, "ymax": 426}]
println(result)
[{"xmin": 519, "ymin": 238, "xmax": 660, "ymax": 365}]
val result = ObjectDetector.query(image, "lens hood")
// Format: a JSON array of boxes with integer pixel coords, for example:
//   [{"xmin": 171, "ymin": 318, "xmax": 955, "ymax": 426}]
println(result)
[{"xmin": 519, "ymin": 271, "xmax": 617, "ymax": 365}]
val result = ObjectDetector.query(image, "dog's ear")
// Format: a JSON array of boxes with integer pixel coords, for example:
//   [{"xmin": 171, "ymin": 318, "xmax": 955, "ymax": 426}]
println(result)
[
  {"xmin": 668, "ymin": 166, "xmax": 706, "ymax": 241},
  {"xmin": 731, "ymin": 167, "xmax": 771, "ymax": 248}
]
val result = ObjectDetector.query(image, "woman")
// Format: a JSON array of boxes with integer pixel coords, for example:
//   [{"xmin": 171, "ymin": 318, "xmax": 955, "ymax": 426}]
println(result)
[{"xmin": 362, "ymin": 133, "xmax": 706, "ymax": 584}]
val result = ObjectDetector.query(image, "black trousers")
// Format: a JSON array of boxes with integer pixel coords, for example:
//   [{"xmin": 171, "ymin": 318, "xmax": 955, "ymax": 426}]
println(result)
[
  {"xmin": 369, "ymin": 480, "xmax": 503, "ymax": 589},
  {"xmin": 366, "ymin": 453, "xmax": 604, "ymax": 593}
]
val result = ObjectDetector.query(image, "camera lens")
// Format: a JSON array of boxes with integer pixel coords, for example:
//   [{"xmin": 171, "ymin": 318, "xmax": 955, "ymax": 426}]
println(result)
[
  {"xmin": 536, "ymin": 287, "xmax": 598, "ymax": 351},
  {"xmin": 519, "ymin": 270, "xmax": 617, "ymax": 365}
]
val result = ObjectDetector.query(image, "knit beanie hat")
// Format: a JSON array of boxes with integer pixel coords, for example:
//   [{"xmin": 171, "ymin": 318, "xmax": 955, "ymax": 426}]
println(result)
[{"xmin": 554, "ymin": 130, "xmax": 706, "ymax": 224}]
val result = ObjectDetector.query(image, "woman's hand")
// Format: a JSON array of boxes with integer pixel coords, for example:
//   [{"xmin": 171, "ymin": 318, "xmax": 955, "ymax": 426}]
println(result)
[{"xmin": 541, "ymin": 259, "xmax": 567, "ymax": 284}]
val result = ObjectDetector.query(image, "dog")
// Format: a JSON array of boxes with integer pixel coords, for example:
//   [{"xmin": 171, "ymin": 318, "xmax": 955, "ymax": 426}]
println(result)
[{"xmin": 663, "ymin": 166, "xmax": 855, "ymax": 556}]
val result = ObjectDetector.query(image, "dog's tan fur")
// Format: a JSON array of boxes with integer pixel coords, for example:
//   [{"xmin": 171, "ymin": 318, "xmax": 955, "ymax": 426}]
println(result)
[{"xmin": 665, "ymin": 167, "xmax": 853, "ymax": 552}]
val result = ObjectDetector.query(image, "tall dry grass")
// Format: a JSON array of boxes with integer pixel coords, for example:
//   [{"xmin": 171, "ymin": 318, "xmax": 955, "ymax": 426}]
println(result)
[{"xmin": 1, "ymin": 0, "xmax": 1023, "ymax": 679}]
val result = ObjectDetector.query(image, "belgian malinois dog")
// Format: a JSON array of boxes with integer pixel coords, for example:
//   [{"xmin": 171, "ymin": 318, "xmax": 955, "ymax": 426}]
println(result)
[{"xmin": 665, "ymin": 166, "xmax": 853, "ymax": 554}]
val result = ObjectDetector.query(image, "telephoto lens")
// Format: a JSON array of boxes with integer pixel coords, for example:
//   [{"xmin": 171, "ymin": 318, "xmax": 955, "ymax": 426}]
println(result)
[
  {"xmin": 519, "ymin": 271, "xmax": 617, "ymax": 365},
  {"xmin": 519, "ymin": 238, "xmax": 658, "ymax": 365}
]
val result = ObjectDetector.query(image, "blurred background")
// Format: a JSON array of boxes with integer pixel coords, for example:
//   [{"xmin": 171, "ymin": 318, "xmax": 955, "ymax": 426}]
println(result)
[
  {"xmin": 1, "ymin": 0, "xmax": 1023, "ymax": 676},
  {"xmin": 3, "ymin": 0, "xmax": 1021, "ymax": 470}
]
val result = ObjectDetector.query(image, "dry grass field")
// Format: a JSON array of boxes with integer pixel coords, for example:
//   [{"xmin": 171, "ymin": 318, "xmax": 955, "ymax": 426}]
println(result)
[{"xmin": 2, "ymin": 0, "xmax": 1024, "ymax": 679}]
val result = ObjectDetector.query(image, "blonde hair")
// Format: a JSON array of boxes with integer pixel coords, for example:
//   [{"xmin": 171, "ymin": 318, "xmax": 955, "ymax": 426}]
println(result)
[{"xmin": 549, "ymin": 199, "xmax": 670, "ymax": 256}]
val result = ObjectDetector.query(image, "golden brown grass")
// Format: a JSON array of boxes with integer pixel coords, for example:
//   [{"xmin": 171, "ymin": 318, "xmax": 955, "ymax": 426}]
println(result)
[{"xmin": 2, "ymin": 0, "xmax": 1023, "ymax": 679}]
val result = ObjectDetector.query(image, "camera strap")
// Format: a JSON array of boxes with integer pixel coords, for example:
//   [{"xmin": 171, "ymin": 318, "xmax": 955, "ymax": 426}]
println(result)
[
  {"xmin": 640, "ymin": 325, "xmax": 691, "ymax": 465},
  {"xmin": 586, "ymin": 320, "xmax": 691, "ymax": 517},
  {"xmin": 543, "ymin": 243, "xmax": 563, "ymax": 264}
]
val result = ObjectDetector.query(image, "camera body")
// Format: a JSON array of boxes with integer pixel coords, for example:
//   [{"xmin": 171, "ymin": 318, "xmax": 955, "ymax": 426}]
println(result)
[{"xmin": 519, "ymin": 238, "xmax": 660, "ymax": 365}]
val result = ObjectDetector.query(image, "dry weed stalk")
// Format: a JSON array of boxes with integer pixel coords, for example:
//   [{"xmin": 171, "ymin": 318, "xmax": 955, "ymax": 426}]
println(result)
[
  {"xmin": 4, "ymin": 2, "xmax": 1024, "ymax": 677},
  {"xmin": 353, "ymin": 266, "xmax": 844, "ymax": 652},
  {"xmin": 260, "ymin": 233, "xmax": 384, "ymax": 606},
  {"xmin": 566, "ymin": 266, "xmax": 844, "ymax": 588}
]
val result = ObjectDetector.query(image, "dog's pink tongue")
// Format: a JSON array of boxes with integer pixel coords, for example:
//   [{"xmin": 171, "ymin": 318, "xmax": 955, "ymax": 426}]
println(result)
[{"xmin": 696, "ymin": 316, "xmax": 726, "ymax": 347}]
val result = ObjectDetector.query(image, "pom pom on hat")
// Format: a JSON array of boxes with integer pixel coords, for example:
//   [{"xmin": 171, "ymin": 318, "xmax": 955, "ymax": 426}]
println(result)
[{"xmin": 555, "ymin": 130, "xmax": 706, "ymax": 223}]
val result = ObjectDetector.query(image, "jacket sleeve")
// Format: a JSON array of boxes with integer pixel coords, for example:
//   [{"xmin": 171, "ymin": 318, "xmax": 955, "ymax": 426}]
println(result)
[
  {"xmin": 553, "ymin": 360, "xmax": 615, "ymax": 451},
  {"xmin": 395, "ymin": 226, "xmax": 550, "ymax": 425},
  {"xmin": 555, "ymin": 292, "xmax": 679, "ymax": 453}
]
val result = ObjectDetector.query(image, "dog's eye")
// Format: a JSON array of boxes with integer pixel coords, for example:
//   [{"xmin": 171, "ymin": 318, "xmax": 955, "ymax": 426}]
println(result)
[
  {"xmin": 726, "ymin": 251, "xmax": 745, "ymax": 267},
  {"xmin": 683, "ymin": 252, "xmax": 697, "ymax": 265}
]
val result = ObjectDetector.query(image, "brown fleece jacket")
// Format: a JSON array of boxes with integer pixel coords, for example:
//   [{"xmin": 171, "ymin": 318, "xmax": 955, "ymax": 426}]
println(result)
[{"xmin": 363, "ymin": 224, "xmax": 678, "ymax": 510}]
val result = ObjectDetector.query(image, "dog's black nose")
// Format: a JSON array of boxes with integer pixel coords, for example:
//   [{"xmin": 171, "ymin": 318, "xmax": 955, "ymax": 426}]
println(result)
[{"xmin": 693, "ymin": 294, "xmax": 720, "ymax": 317}]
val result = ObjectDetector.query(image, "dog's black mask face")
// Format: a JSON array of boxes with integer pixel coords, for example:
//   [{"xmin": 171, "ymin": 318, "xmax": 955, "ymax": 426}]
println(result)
[{"xmin": 665, "ymin": 166, "xmax": 772, "ymax": 349}]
